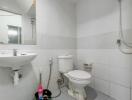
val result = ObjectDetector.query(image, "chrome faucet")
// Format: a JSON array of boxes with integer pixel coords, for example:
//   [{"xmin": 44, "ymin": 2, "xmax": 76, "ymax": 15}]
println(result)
[{"xmin": 13, "ymin": 49, "xmax": 17, "ymax": 56}]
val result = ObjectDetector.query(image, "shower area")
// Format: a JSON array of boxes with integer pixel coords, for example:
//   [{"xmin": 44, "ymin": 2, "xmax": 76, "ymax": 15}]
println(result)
[{"xmin": 76, "ymin": 0, "xmax": 132, "ymax": 100}]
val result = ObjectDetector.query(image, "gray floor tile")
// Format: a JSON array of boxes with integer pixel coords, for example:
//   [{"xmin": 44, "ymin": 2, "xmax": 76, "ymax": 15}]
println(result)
[{"xmin": 52, "ymin": 87, "xmax": 116, "ymax": 100}]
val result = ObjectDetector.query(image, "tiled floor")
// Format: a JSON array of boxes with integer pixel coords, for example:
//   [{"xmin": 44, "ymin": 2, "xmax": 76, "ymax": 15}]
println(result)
[{"xmin": 53, "ymin": 87, "xmax": 116, "ymax": 100}]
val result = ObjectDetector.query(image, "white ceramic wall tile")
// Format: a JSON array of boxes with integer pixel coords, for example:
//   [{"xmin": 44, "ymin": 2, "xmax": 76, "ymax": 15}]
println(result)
[
  {"xmin": 108, "ymin": 49, "xmax": 132, "ymax": 69},
  {"xmin": 37, "ymin": 0, "xmax": 76, "ymax": 37},
  {"xmin": 41, "ymin": 36, "xmax": 76, "ymax": 49},
  {"xmin": 76, "ymin": 0, "xmax": 132, "ymax": 99},
  {"xmin": 77, "ymin": 33, "xmax": 118, "ymax": 49},
  {"xmin": 109, "ymin": 67, "xmax": 130, "ymax": 88},
  {"xmin": 88, "ymin": 77, "xmax": 95, "ymax": 88},
  {"xmin": 94, "ymin": 78, "xmax": 110, "ymax": 96},
  {"xmin": 93, "ymin": 63, "xmax": 109, "ymax": 81},
  {"xmin": 77, "ymin": 49, "xmax": 109, "ymax": 65},
  {"xmin": 76, "ymin": 0, "xmax": 119, "ymax": 37},
  {"xmin": 110, "ymin": 83, "xmax": 130, "ymax": 100}
]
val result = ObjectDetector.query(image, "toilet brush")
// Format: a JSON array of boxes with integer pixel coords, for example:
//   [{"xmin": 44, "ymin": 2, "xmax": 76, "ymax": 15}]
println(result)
[
  {"xmin": 34, "ymin": 73, "xmax": 52, "ymax": 100},
  {"xmin": 35, "ymin": 73, "xmax": 44, "ymax": 100}
]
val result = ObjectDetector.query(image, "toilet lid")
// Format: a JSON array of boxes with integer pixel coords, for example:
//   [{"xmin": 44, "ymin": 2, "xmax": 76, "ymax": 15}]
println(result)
[{"xmin": 67, "ymin": 70, "xmax": 91, "ymax": 80}]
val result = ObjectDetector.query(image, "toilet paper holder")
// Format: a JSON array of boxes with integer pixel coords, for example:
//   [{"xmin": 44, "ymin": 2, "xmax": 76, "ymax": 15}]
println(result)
[{"xmin": 83, "ymin": 63, "xmax": 93, "ymax": 72}]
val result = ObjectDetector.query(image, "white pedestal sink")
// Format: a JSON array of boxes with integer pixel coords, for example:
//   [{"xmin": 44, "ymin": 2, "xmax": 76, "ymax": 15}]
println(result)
[
  {"xmin": 0, "ymin": 52, "xmax": 37, "ymax": 85},
  {"xmin": 0, "ymin": 53, "xmax": 37, "ymax": 70}
]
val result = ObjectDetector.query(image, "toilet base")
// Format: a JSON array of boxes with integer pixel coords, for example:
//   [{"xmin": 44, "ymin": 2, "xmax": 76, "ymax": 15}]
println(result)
[
  {"xmin": 68, "ymin": 89, "xmax": 87, "ymax": 100},
  {"xmin": 68, "ymin": 83, "xmax": 87, "ymax": 100}
]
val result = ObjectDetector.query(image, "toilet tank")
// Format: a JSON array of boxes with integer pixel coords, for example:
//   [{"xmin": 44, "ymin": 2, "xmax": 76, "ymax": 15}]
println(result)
[{"xmin": 58, "ymin": 55, "xmax": 73, "ymax": 73}]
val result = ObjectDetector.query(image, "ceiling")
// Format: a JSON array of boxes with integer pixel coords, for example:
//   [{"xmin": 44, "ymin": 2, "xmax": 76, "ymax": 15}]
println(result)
[{"xmin": 0, "ymin": 0, "xmax": 33, "ymax": 14}]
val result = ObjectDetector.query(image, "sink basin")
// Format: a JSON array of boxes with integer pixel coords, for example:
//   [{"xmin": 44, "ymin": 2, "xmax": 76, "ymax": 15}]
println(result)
[{"xmin": 0, "ymin": 53, "xmax": 37, "ymax": 70}]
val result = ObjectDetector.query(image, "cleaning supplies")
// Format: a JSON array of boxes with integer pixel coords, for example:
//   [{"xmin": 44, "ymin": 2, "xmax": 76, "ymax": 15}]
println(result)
[
  {"xmin": 37, "ymin": 73, "xmax": 44, "ymax": 100},
  {"xmin": 35, "ymin": 72, "xmax": 52, "ymax": 100},
  {"xmin": 34, "ymin": 57, "xmax": 62, "ymax": 100},
  {"xmin": 37, "ymin": 84, "xmax": 43, "ymax": 100}
]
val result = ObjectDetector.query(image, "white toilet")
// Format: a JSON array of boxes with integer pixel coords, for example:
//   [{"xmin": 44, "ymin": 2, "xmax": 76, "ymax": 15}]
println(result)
[{"xmin": 58, "ymin": 55, "xmax": 91, "ymax": 100}]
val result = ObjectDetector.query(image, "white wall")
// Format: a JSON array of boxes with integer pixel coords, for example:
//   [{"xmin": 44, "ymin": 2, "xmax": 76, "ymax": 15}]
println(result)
[
  {"xmin": 0, "ymin": 0, "xmax": 76, "ymax": 100},
  {"xmin": 76, "ymin": 0, "xmax": 132, "ymax": 100},
  {"xmin": 22, "ymin": 15, "xmax": 35, "ymax": 44}
]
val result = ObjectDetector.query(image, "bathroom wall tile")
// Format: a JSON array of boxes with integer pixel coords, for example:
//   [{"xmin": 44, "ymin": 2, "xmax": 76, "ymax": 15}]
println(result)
[
  {"xmin": 37, "ymin": 0, "xmax": 76, "ymax": 49},
  {"xmin": 108, "ymin": 49, "xmax": 132, "ymax": 69},
  {"xmin": 109, "ymin": 67, "xmax": 130, "ymax": 88},
  {"xmin": 93, "ymin": 50, "xmax": 109, "ymax": 64},
  {"xmin": 76, "ymin": 0, "xmax": 132, "ymax": 99},
  {"xmin": 37, "ymin": 0, "xmax": 76, "ymax": 37},
  {"xmin": 77, "ymin": 33, "xmax": 118, "ymax": 49},
  {"xmin": 77, "ymin": 50, "xmax": 96, "ymax": 66},
  {"xmin": 40, "ymin": 36, "xmax": 76, "ymax": 49},
  {"xmin": 93, "ymin": 63, "xmax": 110, "ymax": 81},
  {"xmin": 77, "ymin": 49, "xmax": 109, "ymax": 65},
  {"xmin": 89, "ymin": 77, "xmax": 95, "ymax": 88},
  {"xmin": 110, "ymin": 83, "xmax": 130, "ymax": 100},
  {"xmin": 94, "ymin": 78, "xmax": 110, "ymax": 96},
  {"xmin": 76, "ymin": 0, "xmax": 119, "ymax": 37}
]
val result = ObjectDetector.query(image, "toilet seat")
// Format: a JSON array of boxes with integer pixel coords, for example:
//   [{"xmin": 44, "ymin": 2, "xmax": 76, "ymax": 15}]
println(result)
[{"xmin": 66, "ymin": 70, "xmax": 91, "ymax": 81}]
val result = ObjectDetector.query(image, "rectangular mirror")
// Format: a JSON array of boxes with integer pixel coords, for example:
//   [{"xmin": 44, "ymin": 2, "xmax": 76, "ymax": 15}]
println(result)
[{"xmin": 0, "ymin": 0, "xmax": 36, "ymax": 45}]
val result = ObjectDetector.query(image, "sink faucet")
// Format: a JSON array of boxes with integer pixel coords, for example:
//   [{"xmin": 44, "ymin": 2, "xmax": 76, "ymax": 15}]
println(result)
[{"xmin": 13, "ymin": 49, "xmax": 17, "ymax": 56}]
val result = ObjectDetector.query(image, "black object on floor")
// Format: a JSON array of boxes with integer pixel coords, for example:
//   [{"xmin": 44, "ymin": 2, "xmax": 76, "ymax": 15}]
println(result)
[
  {"xmin": 35, "ymin": 89, "xmax": 52, "ymax": 100},
  {"xmin": 85, "ymin": 86, "xmax": 97, "ymax": 100}
]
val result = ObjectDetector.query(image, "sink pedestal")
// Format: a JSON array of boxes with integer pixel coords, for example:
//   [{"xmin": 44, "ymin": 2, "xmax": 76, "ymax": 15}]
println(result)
[{"xmin": 13, "ymin": 70, "xmax": 19, "ymax": 85}]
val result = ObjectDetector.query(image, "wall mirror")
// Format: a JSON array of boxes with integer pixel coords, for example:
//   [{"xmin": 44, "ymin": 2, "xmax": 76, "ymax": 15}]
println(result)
[{"xmin": 0, "ymin": 0, "xmax": 36, "ymax": 45}]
